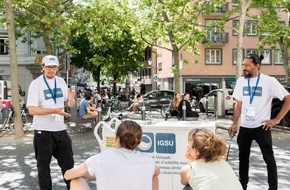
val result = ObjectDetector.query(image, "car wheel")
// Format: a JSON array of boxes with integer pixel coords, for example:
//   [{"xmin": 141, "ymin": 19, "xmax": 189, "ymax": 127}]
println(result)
[{"xmin": 199, "ymin": 103, "xmax": 205, "ymax": 113}]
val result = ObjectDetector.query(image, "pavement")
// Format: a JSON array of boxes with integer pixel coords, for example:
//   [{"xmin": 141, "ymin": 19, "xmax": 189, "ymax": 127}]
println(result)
[{"xmin": 0, "ymin": 111, "xmax": 290, "ymax": 190}]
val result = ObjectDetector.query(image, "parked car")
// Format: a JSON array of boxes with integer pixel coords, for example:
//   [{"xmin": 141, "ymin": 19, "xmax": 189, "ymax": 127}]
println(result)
[
  {"xmin": 198, "ymin": 88, "xmax": 234, "ymax": 114},
  {"xmin": 142, "ymin": 90, "xmax": 174, "ymax": 109},
  {"xmin": 271, "ymin": 84, "xmax": 290, "ymax": 127}
]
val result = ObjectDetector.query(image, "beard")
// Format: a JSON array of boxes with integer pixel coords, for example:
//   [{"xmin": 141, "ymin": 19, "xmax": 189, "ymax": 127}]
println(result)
[{"xmin": 243, "ymin": 70, "xmax": 253, "ymax": 78}]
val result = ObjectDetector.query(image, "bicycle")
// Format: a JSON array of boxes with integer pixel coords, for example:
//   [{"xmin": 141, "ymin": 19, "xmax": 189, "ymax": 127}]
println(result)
[{"xmin": 0, "ymin": 105, "xmax": 33, "ymax": 137}]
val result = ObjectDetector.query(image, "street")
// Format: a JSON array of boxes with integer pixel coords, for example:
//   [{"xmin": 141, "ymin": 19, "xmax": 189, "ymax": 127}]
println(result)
[{"xmin": 0, "ymin": 116, "xmax": 290, "ymax": 190}]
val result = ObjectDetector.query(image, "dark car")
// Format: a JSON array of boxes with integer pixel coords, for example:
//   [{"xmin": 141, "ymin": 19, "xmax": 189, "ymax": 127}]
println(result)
[
  {"xmin": 142, "ymin": 90, "xmax": 174, "ymax": 109},
  {"xmin": 271, "ymin": 84, "xmax": 290, "ymax": 127}
]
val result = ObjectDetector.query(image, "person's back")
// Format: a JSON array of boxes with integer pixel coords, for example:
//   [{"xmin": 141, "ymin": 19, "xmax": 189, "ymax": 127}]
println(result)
[
  {"xmin": 189, "ymin": 159, "xmax": 242, "ymax": 190},
  {"xmin": 86, "ymin": 148, "xmax": 155, "ymax": 190},
  {"xmin": 79, "ymin": 98, "xmax": 88, "ymax": 117}
]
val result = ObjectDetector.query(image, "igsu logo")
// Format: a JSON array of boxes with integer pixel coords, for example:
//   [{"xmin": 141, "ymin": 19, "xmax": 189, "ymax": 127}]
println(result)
[
  {"xmin": 156, "ymin": 133, "xmax": 176, "ymax": 154},
  {"xmin": 137, "ymin": 133, "xmax": 154, "ymax": 153}
]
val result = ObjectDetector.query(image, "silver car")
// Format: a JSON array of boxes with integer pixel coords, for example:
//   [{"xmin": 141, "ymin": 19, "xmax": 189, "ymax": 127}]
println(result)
[{"xmin": 198, "ymin": 88, "xmax": 234, "ymax": 114}]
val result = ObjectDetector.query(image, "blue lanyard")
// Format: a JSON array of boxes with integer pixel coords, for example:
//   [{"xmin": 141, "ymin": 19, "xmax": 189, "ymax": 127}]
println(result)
[
  {"xmin": 43, "ymin": 75, "xmax": 57, "ymax": 104},
  {"xmin": 247, "ymin": 73, "xmax": 260, "ymax": 105}
]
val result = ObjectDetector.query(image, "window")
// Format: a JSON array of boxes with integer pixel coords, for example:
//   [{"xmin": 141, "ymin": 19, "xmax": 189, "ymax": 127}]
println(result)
[
  {"xmin": 232, "ymin": 49, "xmax": 244, "ymax": 65},
  {"xmin": 246, "ymin": 49, "xmax": 258, "ymax": 56},
  {"xmin": 205, "ymin": 20, "xmax": 223, "ymax": 43},
  {"xmin": 205, "ymin": 49, "xmax": 222, "ymax": 65},
  {"xmin": 232, "ymin": 20, "xmax": 239, "ymax": 36},
  {"xmin": 0, "ymin": 38, "xmax": 9, "ymax": 55},
  {"xmin": 246, "ymin": 21, "xmax": 258, "ymax": 36},
  {"xmin": 260, "ymin": 49, "xmax": 271, "ymax": 65},
  {"xmin": 274, "ymin": 49, "xmax": 283, "ymax": 65},
  {"xmin": 158, "ymin": 62, "xmax": 162, "ymax": 71}
]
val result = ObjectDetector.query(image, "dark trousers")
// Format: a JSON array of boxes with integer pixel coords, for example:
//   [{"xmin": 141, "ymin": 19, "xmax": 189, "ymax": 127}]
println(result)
[
  {"xmin": 34, "ymin": 130, "xmax": 74, "ymax": 190},
  {"xmin": 237, "ymin": 126, "xmax": 277, "ymax": 190}
]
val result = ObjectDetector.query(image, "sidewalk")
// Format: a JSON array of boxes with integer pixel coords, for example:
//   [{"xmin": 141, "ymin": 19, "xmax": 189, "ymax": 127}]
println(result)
[{"xmin": 0, "ymin": 114, "xmax": 289, "ymax": 190}]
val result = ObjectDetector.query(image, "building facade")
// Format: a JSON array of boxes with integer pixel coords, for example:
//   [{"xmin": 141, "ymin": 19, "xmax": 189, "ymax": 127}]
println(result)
[{"xmin": 154, "ymin": 3, "xmax": 288, "ymax": 97}]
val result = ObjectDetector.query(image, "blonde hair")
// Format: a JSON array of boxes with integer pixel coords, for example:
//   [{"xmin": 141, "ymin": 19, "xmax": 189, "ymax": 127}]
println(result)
[
  {"xmin": 188, "ymin": 128, "xmax": 227, "ymax": 162},
  {"xmin": 116, "ymin": 120, "xmax": 143, "ymax": 150}
]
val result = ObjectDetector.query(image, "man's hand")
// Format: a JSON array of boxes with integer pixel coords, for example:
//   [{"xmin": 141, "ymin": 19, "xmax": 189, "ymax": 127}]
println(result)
[
  {"xmin": 67, "ymin": 89, "xmax": 75, "ymax": 101},
  {"xmin": 55, "ymin": 107, "xmax": 71, "ymax": 117},
  {"xmin": 228, "ymin": 124, "xmax": 238, "ymax": 137},
  {"xmin": 261, "ymin": 118, "xmax": 279, "ymax": 131}
]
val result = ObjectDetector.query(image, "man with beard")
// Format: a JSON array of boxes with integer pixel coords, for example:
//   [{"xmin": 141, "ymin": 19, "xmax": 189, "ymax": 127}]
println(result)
[
  {"xmin": 27, "ymin": 55, "xmax": 75, "ymax": 190},
  {"xmin": 228, "ymin": 54, "xmax": 290, "ymax": 190}
]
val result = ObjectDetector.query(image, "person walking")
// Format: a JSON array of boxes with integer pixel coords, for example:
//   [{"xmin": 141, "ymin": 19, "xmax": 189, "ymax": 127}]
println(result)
[
  {"xmin": 180, "ymin": 128, "xmax": 243, "ymax": 190},
  {"xmin": 228, "ymin": 54, "xmax": 290, "ymax": 190},
  {"xmin": 27, "ymin": 55, "xmax": 76, "ymax": 190},
  {"xmin": 64, "ymin": 120, "xmax": 160, "ymax": 190}
]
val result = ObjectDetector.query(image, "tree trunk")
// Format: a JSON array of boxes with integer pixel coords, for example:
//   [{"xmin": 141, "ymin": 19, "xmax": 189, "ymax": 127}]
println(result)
[
  {"xmin": 236, "ymin": 0, "xmax": 252, "ymax": 79},
  {"xmin": 6, "ymin": 0, "xmax": 24, "ymax": 137}
]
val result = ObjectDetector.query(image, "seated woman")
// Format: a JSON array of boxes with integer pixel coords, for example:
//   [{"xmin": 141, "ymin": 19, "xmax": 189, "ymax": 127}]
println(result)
[
  {"xmin": 180, "ymin": 128, "xmax": 242, "ymax": 190},
  {"xmin": 170, "ymin": 92, "xmax": 181, "ymax": 116},
  {"xmin": 64, "ymin": 120, "xmax": 160, "ymax": 190},
  {"xmin": 127, "ymin": 93, "xmax": 143, "ymax": 114},
  {"xmin": 79, "ymin": 92, "xmax": 99, "ymax": 123},
  {"xmin": 178, "ymin": 93, "xmax": 199, "ymax": 118}
]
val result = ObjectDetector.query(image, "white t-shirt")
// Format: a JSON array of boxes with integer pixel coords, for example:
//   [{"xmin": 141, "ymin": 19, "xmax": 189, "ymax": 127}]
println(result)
[
  {"xmin": 85, "ymin": 148, "xmax": 155, "ymax": 190},
  {"xmin": 27, "ymin": 75, "xmax": 68, "ymax": 131},
  {"xmin": 233, "ymin": 73, "xmax": 289, "ymax": 128},
  {"xmin": 189, "ymin": 159, "xmax": 243, "ymax": 190}
]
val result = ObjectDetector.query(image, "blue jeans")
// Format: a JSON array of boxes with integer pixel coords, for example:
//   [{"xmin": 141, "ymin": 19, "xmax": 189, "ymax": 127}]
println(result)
[
  {"xmin": 34, "ymin": 130, "xmax": 74, "ymax": 190},
  {"xmin": 237, "ymin": 126, "xmax": 277, "ymax": 190}
]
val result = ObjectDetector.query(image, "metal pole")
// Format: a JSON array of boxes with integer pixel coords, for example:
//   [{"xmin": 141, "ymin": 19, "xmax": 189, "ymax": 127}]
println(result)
[
  {"xmin": 206, "ymin": 97, "xmax": 208, "ymax": 116},
  {"xmin": 214, "ymin": 94, "xmax": 218, "ymax": 120},
  {"xmin": 182, "ymin": 100, "xmax": 186, "ymax": 121},
  {"xmin": 98, "ymin": 106, "xmax": 102, "ymax": 123},
  {"xmin": 141, "ymin": 101, "xmax": 145, "ymax": 120}
]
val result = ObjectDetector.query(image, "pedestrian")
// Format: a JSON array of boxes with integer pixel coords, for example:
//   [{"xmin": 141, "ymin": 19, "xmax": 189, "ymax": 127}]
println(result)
[
  {"xmin": 64, "ymin": 120, "xmax": 160, "ymax": 190},
  {"xmin": 180, "ymin": 128, "xmax": 243, "ymax": 190},
  {"xmin": 27, "ymin": 55, "xmax": 76, "ymax": 190},
  {"xmin": 170, "ymin": 92, "xmax": 181, "ymax": 116},
  {"xmin": 178, "ymin": 92, "xmax": 199, "ymax": 118},
  {"xmin": 127, "ymin": 93, "xmax": 143, "ymax": 114},
  {"xmin": 228, "ymin": 54, "xmax": 290, "ymax": 190},
  {"xmin": 79, "ymin": 92, "xmax": 99, "ymax": 124},
  {"xmin": 140, "ymin": 83, "xmax": 145, "ymax": 95}
]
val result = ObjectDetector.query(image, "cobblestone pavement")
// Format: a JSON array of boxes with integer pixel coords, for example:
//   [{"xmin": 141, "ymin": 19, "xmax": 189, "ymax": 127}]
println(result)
[{"xmin": 0, "ymin": 112, "xmax": 289, "ymax": 190}]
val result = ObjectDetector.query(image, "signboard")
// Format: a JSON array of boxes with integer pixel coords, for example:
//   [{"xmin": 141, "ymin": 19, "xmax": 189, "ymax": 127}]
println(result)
[{"xmin": 153, "ymin": 74, "xmax": 158, "ymax": 82}]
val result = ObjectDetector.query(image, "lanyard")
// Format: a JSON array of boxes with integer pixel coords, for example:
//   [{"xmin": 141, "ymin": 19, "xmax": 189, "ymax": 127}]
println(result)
[
  {"xmin": 247, "ymin": 73, "xmax": 260, "ymax": 105},
  {"xmin": 43, "ymin": 75, "xmax": 57, "ymax": 104}
]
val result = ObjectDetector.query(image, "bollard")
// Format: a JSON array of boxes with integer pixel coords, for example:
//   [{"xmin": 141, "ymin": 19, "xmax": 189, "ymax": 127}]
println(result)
[
  {"xmin": 141, "ymin": 102, "xmax": 145, "ymax": 121},
  {"xmin": 205, "ymin": 97, "xmax": 208, "ymax": 116},
  {"xmin": 182, "ymin": 100, "xmax": 186, "ymax": 121},
  {"xmin": 214, "ymin": 94, "xmax": 218, "ymax": 120},
  {"xmin": 98, "ymin": 106, "xmax": 102, "ymax": 122},
  {"xmin": 165, "ymin": 113, "xmax": 168, "ymax": 121}
]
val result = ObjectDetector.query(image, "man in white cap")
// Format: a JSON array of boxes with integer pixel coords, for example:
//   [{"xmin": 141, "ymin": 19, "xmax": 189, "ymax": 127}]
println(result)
[{"xmin": 27, "ymin": 55, "xmax": 75, "ymax": 190}]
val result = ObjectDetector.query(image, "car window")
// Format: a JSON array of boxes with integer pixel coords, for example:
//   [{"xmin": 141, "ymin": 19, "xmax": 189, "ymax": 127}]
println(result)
[
  {"xmin": 161, "ymin": 91, "xmax": 173, "ymax": 99},
  {"xmin": 228, "ymin": 90, "xmax": 233, "ymax": 95},
  {"xmin": 150, "ymin": 91, "xmax": 159, "ymax": 98}
]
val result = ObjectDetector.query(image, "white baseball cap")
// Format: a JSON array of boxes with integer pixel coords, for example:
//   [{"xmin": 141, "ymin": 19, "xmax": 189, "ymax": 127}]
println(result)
[{"xmin": 42, "ymin": 55, "xmax": 59, "ymax": 66}]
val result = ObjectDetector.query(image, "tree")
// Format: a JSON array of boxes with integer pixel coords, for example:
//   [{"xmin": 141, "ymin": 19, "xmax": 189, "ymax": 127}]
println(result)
[
  {"xmin": 5, "ymin": 0, "xmax": 24, "ymax": 137},
  {"xmin": 253, "ymin": 0, "xmax": 290, "ymax": 82},
  {"xmin": 130, "ymin": 0, "xmax": 226, "ymax": 93},
  {"xmin": 70, "ymin": 0, "xmax": 145, "ymax": 93},
  {"xmin": 14, "ymin": 0, "xmax": 86, "ymax": 66}
]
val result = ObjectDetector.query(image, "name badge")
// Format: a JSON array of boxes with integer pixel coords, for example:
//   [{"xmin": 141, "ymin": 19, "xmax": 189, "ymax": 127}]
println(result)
[
  {"xmin": 51, "ymin": 114, "xmax": 63, "ymax": 122},
  {"xmin": 246, "ymin": 106, "xmax": 255, "ymax": 121}
]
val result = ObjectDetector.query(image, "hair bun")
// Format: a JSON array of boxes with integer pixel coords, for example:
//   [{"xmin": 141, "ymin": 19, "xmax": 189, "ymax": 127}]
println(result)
[{"xmin": 259, "ymin": 55, "xmax": 264, "ymax": 61}]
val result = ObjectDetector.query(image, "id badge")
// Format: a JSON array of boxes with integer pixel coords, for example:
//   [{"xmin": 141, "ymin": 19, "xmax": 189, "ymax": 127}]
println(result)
[
  {"xmin": 246, "ymin": 106, "xmax": 255, "ymax": 121},
  {"xmin": 51, "ymin": 114, "xmax": 63, "ymax": 122}
]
